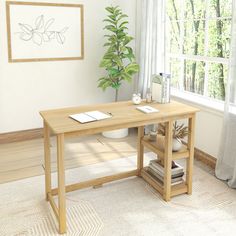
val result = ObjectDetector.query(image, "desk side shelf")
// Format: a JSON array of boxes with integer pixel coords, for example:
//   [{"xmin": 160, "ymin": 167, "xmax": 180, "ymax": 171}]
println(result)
[
  {"xmin": 142, "ymin": 136, "xmax": 190, "ymax": 160},
  {"xmin": 141, "ymin": 167, "xmax": 188, "ymax": 198},
  {"xmin": 141, "ymin": 136, "xmax": 189, "ymax": 198}
]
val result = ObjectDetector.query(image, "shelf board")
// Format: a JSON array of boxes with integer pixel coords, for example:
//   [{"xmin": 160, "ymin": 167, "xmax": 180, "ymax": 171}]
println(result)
[
  {"xmin": 141, "ymin": 168, "xmax": 188, "ymax": 198},
  {"xmin": 141, "ymin": 168, "xmax": 163, "ymax": 195},
  {"xmin": 142, "ymin": 136, "xmax": 190, "ymax": 160}
]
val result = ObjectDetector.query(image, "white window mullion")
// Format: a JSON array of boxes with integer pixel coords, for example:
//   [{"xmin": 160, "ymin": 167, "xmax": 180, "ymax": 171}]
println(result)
[
  {"xmin": 179, "ymin": 0, "xmax": 185, "ymax": 91},
  {"xmin": 203, "ymin": 0, "xmax": 209, "ymax": 97},
  {"xmin": 169, "ymin": 53, "xmax": 228, "ymax": 64}
]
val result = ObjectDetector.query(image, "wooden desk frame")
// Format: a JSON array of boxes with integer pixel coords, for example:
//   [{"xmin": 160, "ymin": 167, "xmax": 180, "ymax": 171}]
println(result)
[{"xmin": 41, "ymin": 101, "xmax": 197, "ymax": 234}]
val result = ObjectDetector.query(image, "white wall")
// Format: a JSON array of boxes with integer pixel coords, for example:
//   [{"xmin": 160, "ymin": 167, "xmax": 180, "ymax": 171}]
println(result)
[
  {"xmin": 0, "ymin": 0, "xmax": 137, "ymax": 133},
  {"xmin": 173, "ymin": 97, "xmax": 224, "ymax": 158}
]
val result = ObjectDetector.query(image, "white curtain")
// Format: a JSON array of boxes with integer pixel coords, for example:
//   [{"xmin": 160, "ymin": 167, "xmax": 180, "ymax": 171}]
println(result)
[
  {"xmin": 136, "ymin": 0, "xmax": 165, "ymax": 97},
  {"xmin": 215, "ymin": 1, "xmax": 236, "ymax": 188}
]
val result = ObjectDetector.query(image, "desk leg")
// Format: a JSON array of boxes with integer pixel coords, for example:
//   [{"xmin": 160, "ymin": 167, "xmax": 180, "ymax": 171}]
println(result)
[
  {"xmin": 137, "ymin": 126, "xmax": 144, "ymax": 175},
  {"xmin": 44, "ymin": 121, "xmax": 51, "ymax": 201},
  {"xmin": 186, "ymin": 115, "xmax": 196, "ymax": 194},
  {"xmin": 163, "ymin": 121, "xmax": 173, "ymax": 202},
  {"xmin": 57, "ymin": 134, "xmax": 66, "ymax": 234}
]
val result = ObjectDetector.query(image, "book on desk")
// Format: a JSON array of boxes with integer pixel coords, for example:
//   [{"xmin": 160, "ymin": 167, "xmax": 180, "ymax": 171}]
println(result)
[
  {"xmin": 136, "ymin": 106, "xmax": 159, "ymax": 113},
  {"xmin": 69, "ymin": 111, "xmax": 112, "ymax": 123}
]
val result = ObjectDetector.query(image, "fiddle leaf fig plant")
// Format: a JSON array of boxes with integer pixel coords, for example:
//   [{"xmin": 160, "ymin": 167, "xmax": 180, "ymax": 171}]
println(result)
[{"xmin": 98, "ymin": 6, "xmax": 139, "ymax": 102}]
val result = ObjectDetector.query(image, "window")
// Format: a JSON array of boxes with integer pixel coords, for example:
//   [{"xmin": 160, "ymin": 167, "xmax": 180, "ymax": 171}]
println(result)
[{"xmin": 166, "ymin": 0, "xmax": 232, "ymax": 101}]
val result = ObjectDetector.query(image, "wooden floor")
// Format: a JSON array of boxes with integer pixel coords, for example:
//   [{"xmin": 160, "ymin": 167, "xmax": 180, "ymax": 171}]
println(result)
[{"xmin": 0, "ymin": 129, "xmax": 138, "ymax": 184}]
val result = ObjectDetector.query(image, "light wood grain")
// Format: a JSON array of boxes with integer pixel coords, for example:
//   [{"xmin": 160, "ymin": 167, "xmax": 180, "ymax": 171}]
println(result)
[
  {"xmin": 137, "ymin": 126, "xmax": 144, "ymax": 175},
  {"xmin": 163, "ymin": 121, "xmax": 173, "ymax": 201},
  {"xmin": 40, "ymin": 100, "xmax": 199, "ymax": 135},
  {"xmin": 44, "ymin": 122, "xmax": 52, "ymax": 201},
  {"xmin": 41, "ymin": 100, "xmax": 199, "ymax": 234},
  {"xmin": 51, "ymin": 169, "xmax": 138, "ymax": 196},
  {"xmin": 141, "ymin": 168, "xmax": 163, "ymax": 195},
  {"xmin": 57, "ymin": 134, "xmax": 66, "ymax": 234},
  {"xmin": 48, "ymin": 193, "xmax": 59, "ymax": 221},
  {"xmin": 186, "ymin": 115, "xmax": 196, "ymax": 194},
  {"xmin": 142, "ymin": 136, "xmax": 190, "ymax": 160},
  {"xmin": 0, "ymin": 128, "xmax": 43, "ymax": 144}
]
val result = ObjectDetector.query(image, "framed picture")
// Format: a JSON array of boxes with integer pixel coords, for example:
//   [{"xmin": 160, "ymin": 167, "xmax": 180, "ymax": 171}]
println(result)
[{"xmin": 6, "ymin": 1, "xmax": 84, "ymax": 62}]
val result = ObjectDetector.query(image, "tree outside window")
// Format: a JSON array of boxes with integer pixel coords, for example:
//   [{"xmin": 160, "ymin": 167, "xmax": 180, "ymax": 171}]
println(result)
[{"xmin": 166, "ymin": 0, "xmax": 232, "ymax": 101}]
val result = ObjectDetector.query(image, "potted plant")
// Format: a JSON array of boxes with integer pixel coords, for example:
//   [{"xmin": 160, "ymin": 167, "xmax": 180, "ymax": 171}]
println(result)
[
  {"xmin": 98, "ymin": 6, "xmax": 139, "ymax": 138},
  {"xmin": 156, "ymin": 122, "xmax": 188, "ymax": 152}
]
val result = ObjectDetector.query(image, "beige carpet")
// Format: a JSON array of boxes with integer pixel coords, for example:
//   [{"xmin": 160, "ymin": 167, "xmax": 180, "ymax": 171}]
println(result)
[{"xmin": 0, "ymin": 153, "xmax": 236, "ymax": 236}]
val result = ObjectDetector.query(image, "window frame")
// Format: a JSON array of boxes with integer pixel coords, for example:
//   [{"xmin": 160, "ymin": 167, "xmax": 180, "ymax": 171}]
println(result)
[{"xmin": 166, "ymin": 0, "xmax": 232, "ymax": 101}]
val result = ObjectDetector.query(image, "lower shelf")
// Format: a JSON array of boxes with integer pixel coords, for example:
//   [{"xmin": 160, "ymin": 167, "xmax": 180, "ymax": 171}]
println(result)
[{"xmin": 141, "ymin": 167, "xmax": 188, "ymax": 199}]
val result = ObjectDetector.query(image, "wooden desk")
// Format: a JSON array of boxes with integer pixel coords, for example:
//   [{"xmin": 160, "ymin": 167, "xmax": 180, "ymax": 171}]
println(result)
[{"xmin": 40, "ymin": 100, "xmax": 198, "ymax": 234}]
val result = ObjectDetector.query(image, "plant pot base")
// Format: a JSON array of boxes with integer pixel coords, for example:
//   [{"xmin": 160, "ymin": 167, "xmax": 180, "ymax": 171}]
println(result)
[{"xmin": 102, "ymin": 128, "xmax": 128, "ymax": 139}]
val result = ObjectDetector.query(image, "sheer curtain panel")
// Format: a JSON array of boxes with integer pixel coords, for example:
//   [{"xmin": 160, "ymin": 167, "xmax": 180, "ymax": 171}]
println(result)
[
  {"xmin": 215, "ymin": 0, "xmax": 236, "ymax": 188},
  {"xmin": 137, "ymin": 0, "xmax": 165, "ymax": 97}
]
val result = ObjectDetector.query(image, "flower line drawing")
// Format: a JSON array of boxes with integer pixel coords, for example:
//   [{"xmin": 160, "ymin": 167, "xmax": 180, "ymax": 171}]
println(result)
[{"xmin": 16, "ymin": 15, "xmax": 69, "ymax": 46}]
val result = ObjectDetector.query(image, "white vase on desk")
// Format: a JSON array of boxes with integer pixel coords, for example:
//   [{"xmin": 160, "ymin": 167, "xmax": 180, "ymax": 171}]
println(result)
[{"xmin": 102, "ymin": 128, "xmax": 128, "ymax": 138}]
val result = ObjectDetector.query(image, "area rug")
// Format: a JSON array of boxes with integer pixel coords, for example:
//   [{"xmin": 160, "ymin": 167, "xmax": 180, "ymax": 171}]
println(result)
[{"xmin": 1, "ymin": 153, "xmax": 236, "ymax": 236}]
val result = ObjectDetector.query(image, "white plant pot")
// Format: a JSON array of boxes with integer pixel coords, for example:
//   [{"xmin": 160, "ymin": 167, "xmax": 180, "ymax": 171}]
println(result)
[
  {"xmin": 156, "ymin": 135, "xmax": 182, "ymax": 152},
  {"xmin": 172, "ymin": 138, "xmax": 182, "ymax": 152},
  {"xmin": 102, "ymin": 128, "xmax": 129, "ymax": 139}
]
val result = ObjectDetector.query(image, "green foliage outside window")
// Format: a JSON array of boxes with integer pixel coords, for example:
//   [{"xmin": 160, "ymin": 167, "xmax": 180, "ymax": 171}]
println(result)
[{"xmin": 167, "ymin": 0, "xmax": 232, "ymax": 101}]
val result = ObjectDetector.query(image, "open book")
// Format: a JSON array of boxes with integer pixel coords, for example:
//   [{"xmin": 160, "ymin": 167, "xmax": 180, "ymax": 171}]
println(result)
[
  {"xmin": 69, "ymin": 111, "xmax": 112, "ymax": 124},
  {"xmin": 136, "ymin": 106, "xmax": 159, "ymax": 113}
]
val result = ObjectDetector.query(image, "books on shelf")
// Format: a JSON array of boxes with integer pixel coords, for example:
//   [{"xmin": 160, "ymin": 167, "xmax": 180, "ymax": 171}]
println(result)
[
  {"xmin": 136, "ymin": 106, "xmax": 159, "ymax": 114},
  {"xmin": 147, "ymin": 160, "xmax": 184, "ymax": 186},
  {"xmin": 147, "ymin": 169, "xmax": 184, "ymax": 186},
  {"xmin": 69, "ymin": 111, "xmax": 112, "ymax": 124},
  {"xmin": 149, "ymin": 160, "xmax": 184, "ymax": 175}
]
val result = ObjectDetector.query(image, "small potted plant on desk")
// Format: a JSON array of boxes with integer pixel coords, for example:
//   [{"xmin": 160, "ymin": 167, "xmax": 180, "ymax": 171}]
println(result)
[{"xmin": 98, "ymin": 5, "xmax": 139, "ymax": 138}]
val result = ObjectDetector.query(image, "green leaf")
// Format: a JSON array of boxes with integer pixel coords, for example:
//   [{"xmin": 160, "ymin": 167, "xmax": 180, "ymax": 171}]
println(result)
[
  {"xmin": 117, "ymin": 32, "xmax": 126, "ymax": 39},
  {"xmin": 123, "ymin": 36, "xmax": 133, "ymax": 46},
  {"xmin": 99, "ymin": 59, "xmax": 112, "ymax": 67},
  {"xmin": 108, "ymin": 15, "xmax": 116, "ymax": 21},
  {"xmin": 105, "ymin": 7, "xmax": 115, "ymax": 14},
  {"xmin": 119, "ymin": 21, "xmax": 129, "ymax": 28},
  {"xmin": 103, "ymin": 19, "xmax": 116, "ymax": 25},
  {"xmin": 104, "ymin": 25, "xmax": 117, "ymax": 33},
  {"xmin": 103, "ymin": 42, "xmax": 111, "ymax": 47},
  {"xmin": 125, "ymin": 63, "xmax": 139, "ymax": 75},
  {"xmin": 108, "ymin": 67, "xmax": 120, "ymax": 77},
  {"xmin": 111, "ymin": 82, "xmax": 121, "ymax": 90},
  {"xmin": 121, "ymin": 72, "xmax": 132, "ymax": 82},
  {"xmin": 117, "ymin": 14, "xmax": 128, "ymax": 22}
]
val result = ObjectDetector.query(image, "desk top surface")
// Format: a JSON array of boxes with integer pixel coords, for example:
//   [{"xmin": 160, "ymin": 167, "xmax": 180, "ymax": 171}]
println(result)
[{"xmin": 40, "ymin": 100, "xmax": 199, "ymax": 135}]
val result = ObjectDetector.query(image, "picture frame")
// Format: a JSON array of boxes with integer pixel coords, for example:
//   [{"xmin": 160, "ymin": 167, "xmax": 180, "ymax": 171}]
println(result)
[{"xmin": 6, "ymin": 1, "xmax": 84, "ymax": 62}]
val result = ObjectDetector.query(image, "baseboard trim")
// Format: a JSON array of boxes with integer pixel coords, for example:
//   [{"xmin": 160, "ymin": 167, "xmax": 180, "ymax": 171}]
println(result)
[
  {"xmin": 194, "ymin": 147, "xmax": 217, "ymax": 169},
  {"xmin": 0, "ymin": 128, "xmax": 43, "ymax": 144}
]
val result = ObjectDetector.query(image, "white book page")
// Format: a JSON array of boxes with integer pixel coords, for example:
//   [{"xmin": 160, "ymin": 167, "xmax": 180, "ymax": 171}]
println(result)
[
  {"xmin": 136, "ymin": 106, "xmax": 159, "ymax": 113},
  {"xmin": 69, "ymin": 113, "xmax": 96, "ymax": 123},
  {"xmin": 85, "ymin": 111, "xmax": 111, "ymax": 120}
]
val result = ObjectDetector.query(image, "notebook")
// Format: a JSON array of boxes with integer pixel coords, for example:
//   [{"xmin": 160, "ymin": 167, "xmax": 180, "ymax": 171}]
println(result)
[
  {"xmin": 69, "ymin": 111, "xmax": 112, "ymax": 123},
  {"xmin": 136, "ymin": 106, "xmax": 159, "ymax": 114}
]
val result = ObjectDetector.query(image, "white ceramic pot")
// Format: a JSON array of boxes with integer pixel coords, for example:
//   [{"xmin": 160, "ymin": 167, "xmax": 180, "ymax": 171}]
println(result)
[
  {"xmin": 156, "ymin": 135, "xmax": 182, "ymax": 152},
  {"xmin": 102, "ymin": 128, "xmax": 129, "ymax": 139},
  {"xmin": 172, "ymin": 138, "xmax": 182, "ymax": 152}
]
